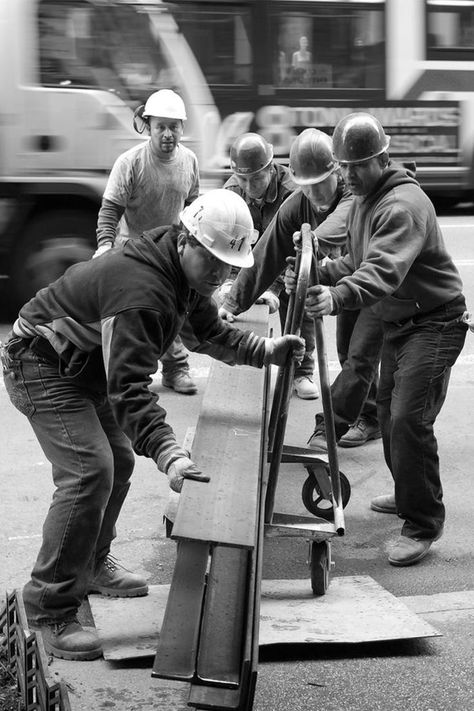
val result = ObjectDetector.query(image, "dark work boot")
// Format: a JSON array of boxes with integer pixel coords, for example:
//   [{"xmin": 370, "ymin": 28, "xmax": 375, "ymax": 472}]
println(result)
[
  {"xmin": 88, "ymin": 555, "xmax": 148, "ymax": 598},
  {"xmin": 31, "ymin": 618, "xmax": 102, "ymax": 661}
]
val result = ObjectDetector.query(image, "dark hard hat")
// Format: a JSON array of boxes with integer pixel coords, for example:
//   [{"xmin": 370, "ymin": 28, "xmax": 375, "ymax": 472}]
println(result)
[
  {"xmin": 230, "ymin": 133, "xmax": 273, "ymax": 175},
  {"xmin": 289, "ymin": 129, "xmax": 336, "ymax": 185},
  {"xmin": 332, "ymin": 112, "xmax": 390, "ymax": 164}
]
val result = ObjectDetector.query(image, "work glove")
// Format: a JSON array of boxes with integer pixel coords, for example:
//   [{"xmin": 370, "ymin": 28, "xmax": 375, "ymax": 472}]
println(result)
[
  {"xmin": 305, "ymin": 285, "xmax": 334, "ymax": 318},
  {"xmin": 167, "ymin": 456, "xmax": 210, "ymax": 493},
  {"xmin": 218, "ymin": 306, "xmax": 238, "ymax": 322},
  {"xmin": 256, "ymin": 291, "xmax": 280, "ymax": 314},
  {"xmin": 284, "ymin": 258, "xmax": 297, "ymax": 295},
  {"xmin": 93, "ymin": 243, "xmax": 113, "ymax": 259},
  {"xmin": 462, "ymin": 311, "xmax": 474, "ymax": 333},
  {"xmin": 214, "ymin": 278, "xmax": 234, "ymax": 306},
  {"xmin": 264, "ymin": 335, "xmax": 305, "ymax": 367}
]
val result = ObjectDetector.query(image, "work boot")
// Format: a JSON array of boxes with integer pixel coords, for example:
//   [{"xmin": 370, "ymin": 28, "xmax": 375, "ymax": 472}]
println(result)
[
  {"xmin": 370, "ymin": 493, "xmax": 397, "ymax": 514},
  {"xmin": 88, "ymin": 555, "xmax": 149, "ymax": 598},
  {"xmin": 388, "ymin": 531, "xmax": 442, "ymax": 567},
  {"xmin": 294, "ymin": 376, "xmax": 319, "ymax": 400},
  {"xmin": 338, "ymin": 417, "xmax": 382, "ymax": 448},
  {"xmin": 307, "ymin": 421, "xmax": 327, "ymax": 452},
  {"xmin": 31, "ymin": 618, "xmax": 102, "ymax": 661},
  {"xmin": 162, "ymin": 370, "xmax": 198, "ymax": 394}
]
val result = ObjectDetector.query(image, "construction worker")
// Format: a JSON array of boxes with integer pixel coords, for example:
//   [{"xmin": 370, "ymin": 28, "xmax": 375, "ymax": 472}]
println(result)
[
  {"xmin": 1, "ymin": 189, "xmax": 304, "ymax": 660},
  {"xmin": 95, "ymin": 88, "xmax": 198, "ymax": 395},
  {"xmin": 219, "ymin": 128, "xmax": 356, "ymax": 405},
  {"xmin": 286, "ymin": 112, "xmax": 467, "ymax": 566},
  {"xmin": 221, "ymin": 132, "xmax": 319, "ymax": 400}
]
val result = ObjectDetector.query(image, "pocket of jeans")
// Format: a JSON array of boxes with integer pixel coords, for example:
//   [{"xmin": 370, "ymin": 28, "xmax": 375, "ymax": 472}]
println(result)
[{"xmin": 4, "ymin": 366, "xmax": 36, "ymax": 418}]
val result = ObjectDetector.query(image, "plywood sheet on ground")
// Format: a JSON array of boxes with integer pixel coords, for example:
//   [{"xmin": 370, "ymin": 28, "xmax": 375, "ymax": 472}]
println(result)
[{"xmin": 89, "ymin": 576, "xmax": 440, "ymax": 660}]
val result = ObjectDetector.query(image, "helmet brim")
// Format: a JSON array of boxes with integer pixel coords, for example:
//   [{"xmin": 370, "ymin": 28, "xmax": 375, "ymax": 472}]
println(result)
[
  {"xmin": 291, "ymin": 165, "xmax": 336, "ymax": 186},
  {"xmin": 232, "ymin": 156, "xmax": 273, "ymax": 177}
]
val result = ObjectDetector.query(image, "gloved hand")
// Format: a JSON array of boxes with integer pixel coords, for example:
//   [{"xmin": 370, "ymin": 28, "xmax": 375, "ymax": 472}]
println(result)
[
  {"xmin": 284, "ymin": 257, "xmax": 297, "ymax": 295},
  {"xmin": 305, "ymin": 285, "xmax": 334, "ymax": 318},
  {"xmin": 93, "ymin": 243, "xmax": 113, "ymax": 259},
  {"xmin": 256, "ymin": 291, "xmax": 280, "ymax": 314},
  {"xmin": 462, "ymin": 311, "xmax": 474, "ymax": 333},
  {"xmin": 284, "ymin": 227, "xmax": 320, "ymax": 294},
  {"xmin": 264, "ymin": 335, "xmax": 305, "ymax": 367},
  {"xmin": 218, "ymin": 306, "xmax": 237, "ymax": 322},
  {"xmin": 214, "ymin": 278, "xmax": 234, "ymax": 307},
  {"xmin": 167, "ymin": 456, "xmax": 210, "ymax": 493}
]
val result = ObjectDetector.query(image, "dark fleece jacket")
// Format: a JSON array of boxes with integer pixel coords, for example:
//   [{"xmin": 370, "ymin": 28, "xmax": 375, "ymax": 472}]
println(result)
[
  {"xmin": 320, "ymin": 162, "xmax": 465, "ymax": 322},
  {"xmin": 12, "ymin": 228, "xmax": 268, "ymax": 468}
]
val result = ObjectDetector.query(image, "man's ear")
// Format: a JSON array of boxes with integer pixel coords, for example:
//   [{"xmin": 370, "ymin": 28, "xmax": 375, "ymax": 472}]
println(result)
[{"xmin": 177, "ymin": 232, "xmax": 187, "ymax": 255}]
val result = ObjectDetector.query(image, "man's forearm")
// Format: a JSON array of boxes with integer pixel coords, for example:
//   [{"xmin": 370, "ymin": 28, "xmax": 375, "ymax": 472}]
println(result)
[{"xmin": 96, "ymin": 198, "xmax": 125, "ymax": 247}]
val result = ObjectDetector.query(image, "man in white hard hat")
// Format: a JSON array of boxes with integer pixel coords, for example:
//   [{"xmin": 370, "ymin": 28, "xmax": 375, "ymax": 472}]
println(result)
[
  {"xmin": 2, "ymin": 189, "xmax": 305, "ymax": 661},
  {"xmin": 95, "ymin": 88, "xmax": 199, "ymax": 394}
]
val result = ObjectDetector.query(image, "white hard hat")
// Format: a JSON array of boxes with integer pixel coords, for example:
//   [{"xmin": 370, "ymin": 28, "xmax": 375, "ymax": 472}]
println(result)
[
  {"xmin": 180, "ymin": 190, "xmax": 255, "ymax": 268},
  {"xmin": 142, "ymin": 89, "xmax": 187, "ymax": 120}
]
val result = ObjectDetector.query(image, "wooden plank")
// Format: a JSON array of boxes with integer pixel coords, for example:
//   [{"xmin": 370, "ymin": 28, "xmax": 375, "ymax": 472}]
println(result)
[
  {"xmin": 196, "ymin": 546, "xmax": 250, "ymax": 687},
  {"xmin": 172, "ymin": 306, "xmax": 269, "ymax": 548},
  {"xmin": 152, "ymin": 541, "xmax": 209, "ymax": 681}
]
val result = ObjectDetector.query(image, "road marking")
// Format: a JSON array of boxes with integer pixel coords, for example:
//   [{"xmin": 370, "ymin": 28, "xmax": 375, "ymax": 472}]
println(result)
[{"xmin": 402, "ymin": 589, "xmax": 474, "ymax": 615}]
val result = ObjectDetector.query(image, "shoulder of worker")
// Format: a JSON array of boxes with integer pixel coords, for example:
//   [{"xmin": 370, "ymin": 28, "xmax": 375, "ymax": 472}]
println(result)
[
  {"xmin": 175, "ymin": 142, "xmax": 199, "ymax": 165},
  {"xmin": 273, "ymin": 161, "xmax": 297, "ymax": 192},
  {"xmin": 111, "ymin": 140, "xmax": 150, "ymax": 168},
  {"xmin": 266, "ymin": 163, "xmax": 297, "ymax": 206},
  {"xmin": 369, "ymin": 160, "xmax": 421, "ymax": 205}
]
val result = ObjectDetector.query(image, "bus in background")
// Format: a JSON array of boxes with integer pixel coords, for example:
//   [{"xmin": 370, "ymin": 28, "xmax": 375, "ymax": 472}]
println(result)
[{"xmin": 169, "ymin": 0, "xmax": 474, "ymax": 206}]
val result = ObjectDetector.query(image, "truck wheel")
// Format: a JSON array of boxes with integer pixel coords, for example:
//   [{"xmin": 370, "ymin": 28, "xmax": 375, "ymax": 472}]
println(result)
[{"xmin": 11, "ymin": 211, "xmax": 96, "ymax": 306}]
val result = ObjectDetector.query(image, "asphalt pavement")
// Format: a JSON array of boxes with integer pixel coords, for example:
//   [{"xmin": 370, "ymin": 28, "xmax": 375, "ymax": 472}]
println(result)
[{"xmin": 1, "ymin": 213, "xmax": 474, "ymax": 711}]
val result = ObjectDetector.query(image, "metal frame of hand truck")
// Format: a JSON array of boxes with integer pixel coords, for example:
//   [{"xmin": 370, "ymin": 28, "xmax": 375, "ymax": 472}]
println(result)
[{"xmin": 263, "ymin": 223, "xmax": 348, "ymax": 595}]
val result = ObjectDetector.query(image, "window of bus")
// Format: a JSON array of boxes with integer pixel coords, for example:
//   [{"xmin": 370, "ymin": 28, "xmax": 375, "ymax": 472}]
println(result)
[
  {"xmin": 426, "ymin": 1, "xmax": 474, "ymax": 59},
  {"xmin": 37, "ymin": 0, "xmax": 179, "ymax": 102},
  {"xmin": 273, "ymin": 3, "xmax": 385, "ymax": 91},
  {"xmin": 172, "ymin": 5, "xmax": 252, "ymax": 86}
]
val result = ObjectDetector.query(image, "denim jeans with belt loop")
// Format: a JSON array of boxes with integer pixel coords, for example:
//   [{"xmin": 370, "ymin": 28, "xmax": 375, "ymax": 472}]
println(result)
[
  {"xmin": 2, "ymin": 339, "xmax": 135, "ymax": 623},
  {"xmin": 377, "ymin": 299, "xmax": 467, "ymax": 540},
  {"xmin": 314, "ymin": 305, "xmax": 384, "ymax": 438}
]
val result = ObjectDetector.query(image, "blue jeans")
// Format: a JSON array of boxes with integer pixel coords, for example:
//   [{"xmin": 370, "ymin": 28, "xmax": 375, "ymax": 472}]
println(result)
[
  {"xmin": 3, "ymin": 339, "xmax": 135, "ymax": 623},
  {"xmin": 161, "ymin": 334, "xmax": 190, "ymax": 376},
  {"xmin": 378, "ymin": 300, "xmax": 467, "ymax": 540},
  {"xmin": 315, "ymin": 306, "xmax": 384, "ymax": 438}
]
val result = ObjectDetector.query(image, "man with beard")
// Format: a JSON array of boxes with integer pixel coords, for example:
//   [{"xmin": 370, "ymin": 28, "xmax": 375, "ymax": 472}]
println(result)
[
  {"xmin": 95, "ymin": 89, "xmax": 199, "ymax": 394},
  {"xmin": 286, "ymin": 113, "xmax": 467, "ymax": 566},
  {"xmin": 219, "ymin": 128, "xmax": 383, "ymax": 448}
]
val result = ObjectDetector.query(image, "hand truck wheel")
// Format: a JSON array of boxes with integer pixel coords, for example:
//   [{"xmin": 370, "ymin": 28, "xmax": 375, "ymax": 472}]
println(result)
[
  {"xmin": 302, "ymin": 466, "xmax": 351, "ymax": 521},
  {"xmin": 309, "ymin": 540, "xmax": 331, "ymax": 595}
]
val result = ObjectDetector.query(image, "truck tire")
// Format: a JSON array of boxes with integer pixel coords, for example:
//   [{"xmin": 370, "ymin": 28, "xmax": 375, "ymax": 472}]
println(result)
[{"xmin": 11, "ymin": 210, "xmax": 96, "ymax": 306}]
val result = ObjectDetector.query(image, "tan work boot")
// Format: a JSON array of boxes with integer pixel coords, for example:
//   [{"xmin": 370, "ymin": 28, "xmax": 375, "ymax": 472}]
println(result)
[
  {"xmin": 88, "ymin": 555, "xmax": 148, "ymax": 598},
  {"xmin": 388, "ymin": 532, "xmax": 442, "ymax": 567},
  {"xmin": 162, "ymin": 370, "xmax": 198, "ymax": 394},
  {"xmin": 338, "ymin": 417, "xmax": 382, "ymax": 448},
  {"xmin": 293, "ymin": 376, "xmax": 319, "ymax": 400},
  {"xmin": 370, "ymin": 493, "xmax": 397, "ymax": 514},
  {"xmin": 32, "ymin": 618, "xmax": 102, "ymax": 661}
]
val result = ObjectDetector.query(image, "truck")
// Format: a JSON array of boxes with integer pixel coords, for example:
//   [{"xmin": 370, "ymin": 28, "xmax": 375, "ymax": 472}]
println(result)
[{"xmin": 0, "ymin": 0, "xmax": 219, "ymax": 307}]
